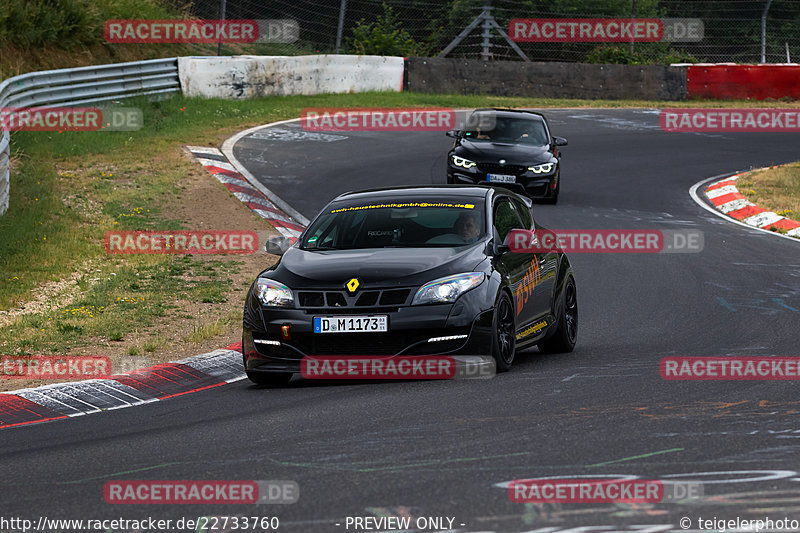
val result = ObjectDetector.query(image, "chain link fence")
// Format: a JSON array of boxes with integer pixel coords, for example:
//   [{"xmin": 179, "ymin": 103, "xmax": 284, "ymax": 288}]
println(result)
[{"xmin": 168, "ymin": 0, "xmax": 800, "ymax": 64}]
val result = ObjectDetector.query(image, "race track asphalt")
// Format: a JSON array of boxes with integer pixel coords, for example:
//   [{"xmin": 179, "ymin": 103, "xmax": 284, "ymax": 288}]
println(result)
[{"xmin": 3, "ymin": 109, "xmax": 800, "ymax": 533}]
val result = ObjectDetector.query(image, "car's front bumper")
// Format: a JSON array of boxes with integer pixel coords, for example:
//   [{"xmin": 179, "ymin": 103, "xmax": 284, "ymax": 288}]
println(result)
[
  {"xmin": 448, "ymin": 169, "xmax": 557, "ymax": 199},
  {"xmin": 243, "ymin": 301, "xmax": 495, "ymax": 374}
]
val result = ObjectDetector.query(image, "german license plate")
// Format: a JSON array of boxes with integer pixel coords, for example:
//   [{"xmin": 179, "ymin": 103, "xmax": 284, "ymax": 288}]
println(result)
[
  {"xmin": 488, "ymin": 174, "xmax": 516, "ymax": 183},
  {"xmin": 313, "ymin": 315, "xmax": 388, "ymax": 333}
]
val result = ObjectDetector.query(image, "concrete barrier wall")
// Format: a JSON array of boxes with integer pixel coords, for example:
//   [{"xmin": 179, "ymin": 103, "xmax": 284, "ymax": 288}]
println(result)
[
  {"xmin": 179, "ymin": 55, "xmax": 404, "ymax": 98},
  {"xmin": 687, "ymin": 64, "xmax": 800, "ymax": 100},
  {"xmin": 405, "ymin": 57, "xmax": 687, "ymax": 100}
]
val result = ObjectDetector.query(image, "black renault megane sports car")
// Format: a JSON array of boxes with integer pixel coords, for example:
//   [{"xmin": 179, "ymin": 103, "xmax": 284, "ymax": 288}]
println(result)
[
  {"xmin": 242, "ymin": 185, "xmax": 577, "ymax": 386},
  {"xmin": 446, "ymin": 109, "xmax": 567, "ymax": 204}
]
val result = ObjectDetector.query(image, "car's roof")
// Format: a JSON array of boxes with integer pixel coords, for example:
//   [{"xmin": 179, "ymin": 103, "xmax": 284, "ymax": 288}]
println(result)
[
  {"xmin": 472, "ymin": 108, "xmax": 546, "ymax": 122},
  {"xmin": 332, "ymin": 185, "xmax": 491, "ymax": 202}
]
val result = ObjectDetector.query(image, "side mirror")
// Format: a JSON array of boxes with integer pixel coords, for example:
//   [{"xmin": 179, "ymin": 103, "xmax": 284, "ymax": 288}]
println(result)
[
  {"xmin": 552, "ymin": 136, "xmax": 568, "ymax": 147},
  {"xmin": 265, "ymin": 236, "xmax": 294, "ymax": 256},
  {"xmin": 446, "ymin": 130, "xmax": 460, "ymax": 138}
]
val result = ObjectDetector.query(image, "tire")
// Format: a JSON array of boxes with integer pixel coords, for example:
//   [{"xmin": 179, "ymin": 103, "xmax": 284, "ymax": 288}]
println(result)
[
  {"xmin": 538, "ymin": 276, "xmax": 577, "ymax": 354},
  {"xmin": 491, "ymin": 292, "xmax": 517, "ymax": 372},
  {"xmin": 246, "ymin": 371, "xmax": 293, "ymax": 387}
]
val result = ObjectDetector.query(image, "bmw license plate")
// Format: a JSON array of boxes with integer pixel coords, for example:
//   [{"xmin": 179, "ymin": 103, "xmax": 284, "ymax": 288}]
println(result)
[
  {"xmin": 488, "ymin": 174, "xmax": 516, "ymax": 183},
  {"xmin": 313, "ymin": 315, "xmax": 388, "ymax": 333}
]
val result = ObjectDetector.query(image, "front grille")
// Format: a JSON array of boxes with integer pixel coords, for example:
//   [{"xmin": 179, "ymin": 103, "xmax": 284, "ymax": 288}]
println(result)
[
  {"xmin": 294, "ymin": 288, "xmax": 414, "ymax": 309},
  {"xmin": 356, "ymin": 291, "xmax": 379, "ymax": 306},
  {"xmin": 326, "ymin": 292, "xmax": 347, "ymax": 307},
  {"xmin": 298, "ymin": 292, "xmax": 324, "ymax": 307},
  {"xmin": 304, "ymin": 307, "xmax": 399, "ymax": 315},
  {"xmin": 478, "ymin": 162, "xmax": 527, "ymax": 175},
  {"xmin": 379, "ymin": 289, "xmax": 411, "ymax": 306}
]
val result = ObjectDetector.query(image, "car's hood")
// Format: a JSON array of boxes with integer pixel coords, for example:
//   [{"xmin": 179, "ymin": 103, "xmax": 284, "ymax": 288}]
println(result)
[
  {"xmin": 266, "ymin": 244, "xmax": 488, "ymax": 288},
  {"xmin": 456, "ymin": 139, "xmax": 551, "ymax": 164}
]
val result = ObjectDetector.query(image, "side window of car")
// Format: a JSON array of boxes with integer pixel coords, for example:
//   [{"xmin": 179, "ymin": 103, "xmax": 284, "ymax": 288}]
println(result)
[
  {"xmin": 493, "ymin": 199, "xmax": 523, "ymax": 244},
  {"xmin": 511, "ymin": 199, "xmax": 533, "ymax": 230}
]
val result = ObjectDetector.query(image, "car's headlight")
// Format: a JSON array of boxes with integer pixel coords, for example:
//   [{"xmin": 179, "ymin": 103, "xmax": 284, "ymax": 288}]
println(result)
[
  {"xmin": 412, "ymin": 272, "xmax": 485, "ymax": 305},
  {"xmin": 451, "ymin": 155, "xmax": 477, "ymax": 169},
  {"xmin": 528, "ymin": 162, "xmax": 555, "ymax": 174},
  {"xmin": 256, "ymin": 278, "xmax": 294, "ymax": 307}
]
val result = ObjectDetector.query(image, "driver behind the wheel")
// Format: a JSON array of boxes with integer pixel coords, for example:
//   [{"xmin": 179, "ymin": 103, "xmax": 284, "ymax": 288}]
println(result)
[{"xmin": 454, "ymin": 212, "xmax": 481, "ymax": 242}]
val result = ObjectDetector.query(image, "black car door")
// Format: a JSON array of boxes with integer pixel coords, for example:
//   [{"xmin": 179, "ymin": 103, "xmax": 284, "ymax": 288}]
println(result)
[
  {"xmin": 492, "ymin": 196, "xmax": 537, "ymax": 332},
  {"xmin": 511, "ymin": 198, "xmax": 557, "ymax": 327}
]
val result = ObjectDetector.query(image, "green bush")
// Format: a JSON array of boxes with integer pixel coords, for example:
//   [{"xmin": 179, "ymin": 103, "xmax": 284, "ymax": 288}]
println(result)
[
  {"xmin": 347, "ymin": 3, "xmax": 428, "ymax": 57},
  {"xmin": 0, "ymin": 0, "xmax": 100, "ymax": 48},
  {"xmin": 0, "ymin": 0, "xmax": 180, "ymax": 50}
]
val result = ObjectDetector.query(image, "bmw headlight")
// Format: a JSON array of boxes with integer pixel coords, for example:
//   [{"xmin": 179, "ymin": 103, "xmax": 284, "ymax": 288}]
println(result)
[
  {"xmin": 527, "ymin": 162, "xmax": 555, "ymax": 174},
  {"xmin": 256, "ymin": 278, "xmax": 294, "ymax": 307},
  {"xmin": 412, "ymin": 272, "xmax": 485, "ymax": 305},
  {"xmin": 451, "ymin": 155, "xmax": 477, "ymax": 169}
]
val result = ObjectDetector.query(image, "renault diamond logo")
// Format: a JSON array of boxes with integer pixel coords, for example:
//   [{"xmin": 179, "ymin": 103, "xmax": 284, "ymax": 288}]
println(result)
[{"xmin": 346, "ymin": 278, "xmax": 360, "ymax": 293}]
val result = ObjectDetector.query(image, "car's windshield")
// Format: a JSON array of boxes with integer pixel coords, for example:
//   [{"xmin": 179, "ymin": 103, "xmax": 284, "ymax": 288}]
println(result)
[
  {"xmin": 463, "ymin": 115, "xmax": 549, "ymax": 145},
  {"xmin": 300, "ymin": 200, "xmax": 486, "ymax": 250}
]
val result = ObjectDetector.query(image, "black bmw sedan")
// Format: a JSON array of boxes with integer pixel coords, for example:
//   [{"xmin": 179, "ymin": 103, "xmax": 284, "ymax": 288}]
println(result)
[
  {"xmin": 242, "ymin": 185, "xmax": 577, "ymax": 386},
  {"xmin": 446, "ymin": 109, "xmax": 567, "ymax": 203}
]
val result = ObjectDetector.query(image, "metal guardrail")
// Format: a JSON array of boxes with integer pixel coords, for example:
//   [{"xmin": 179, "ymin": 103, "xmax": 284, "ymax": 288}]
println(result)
[{"xmin": 0, "ymin": 57, "xmax": 181, "ymax": 216}]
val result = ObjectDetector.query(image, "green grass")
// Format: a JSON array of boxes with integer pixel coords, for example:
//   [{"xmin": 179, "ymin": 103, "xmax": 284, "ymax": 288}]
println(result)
[
  {"xmin": 126, "ymin": 346, "xmax": 141, "ymax": 356},
  {"xmin": 0, "ymin": 256, "xmax": 238, "ymax": 354},
  {"xmin": 142, "ymin": 336, "xmax": 166, "ymax": 353},
  {"xmin": 737, "ymin": 162, "xmax": 800, "ymax": 229},
  {"xmin": 185, "ymin": 310, "xmax": 240, "ymax": 343}
]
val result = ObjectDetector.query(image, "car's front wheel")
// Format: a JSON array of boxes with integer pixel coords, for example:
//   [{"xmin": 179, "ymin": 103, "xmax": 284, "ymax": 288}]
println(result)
[
  {"xmin": 491, "ymin": 291, "xmax": 516, "ymax": 372},
  {"xmin": 246, "ymin": 371, "xmax": 293, "ymax": 387},
  {"xmin": 538, "ymin": 275, "xmax": 577, "ymax": 354}
]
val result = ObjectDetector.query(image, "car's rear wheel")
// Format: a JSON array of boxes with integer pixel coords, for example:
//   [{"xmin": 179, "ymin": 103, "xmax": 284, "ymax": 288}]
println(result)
[
  {"xmin": 491, "ymin": 292, "xmax": 516, "ymax": 372},
  {"xmin": 538, "ymin": 276, "xmax": 577, "ymax": 354},
  {"xmin": 246, "ymin": 371, "xmax": 293, "ymax": 387}
]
